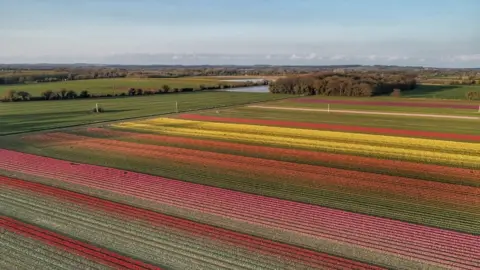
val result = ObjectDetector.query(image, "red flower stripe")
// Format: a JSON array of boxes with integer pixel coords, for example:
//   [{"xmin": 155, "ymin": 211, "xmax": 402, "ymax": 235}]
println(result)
[
  {"xmin": 0, "ymin": 216, "xmax": 161, "ymax": 270},
  {"xmin": 1, "ymin": 177, "xmax": 383, "ymax": 270},
  {"xmin": 178, "ymin": 114, "xmax": 480, "ymax": 141},
  {"xmin": 0, "ymin": 149, "xmax": 478, "ymax": 269}
]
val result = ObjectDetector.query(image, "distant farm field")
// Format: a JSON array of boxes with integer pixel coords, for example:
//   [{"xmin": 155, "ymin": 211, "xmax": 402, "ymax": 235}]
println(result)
[
  {"xmin": 0, "ymin": 77, "xmax": 232, "ymax": 96},
  {"xmin": 0, "ymin": 92, "xmax": 289, "ymax": 135}
]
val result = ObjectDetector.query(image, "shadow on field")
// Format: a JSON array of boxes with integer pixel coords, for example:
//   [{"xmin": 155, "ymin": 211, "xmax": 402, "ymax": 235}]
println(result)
[{"xmin": 400, "ymin": 85, "xmax": 463, "ymax": 97}]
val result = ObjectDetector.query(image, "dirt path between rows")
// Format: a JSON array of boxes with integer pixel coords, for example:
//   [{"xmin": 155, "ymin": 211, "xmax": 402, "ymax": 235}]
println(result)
[{"xmin": 248, "ymin": 105, "xmax": 480, "ymax": 120}]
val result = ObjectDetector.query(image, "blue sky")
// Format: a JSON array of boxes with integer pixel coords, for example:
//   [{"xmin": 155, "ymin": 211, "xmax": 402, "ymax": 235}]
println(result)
[{"xmin": 0, "ymin": 0, "xmax": 479, "ymax": 67}]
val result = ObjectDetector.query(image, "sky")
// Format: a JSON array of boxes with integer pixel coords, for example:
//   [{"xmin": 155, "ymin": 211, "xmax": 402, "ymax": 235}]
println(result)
[{"xmin": 0, "ymin": 0, "xmax": 479, "ymax": 67}]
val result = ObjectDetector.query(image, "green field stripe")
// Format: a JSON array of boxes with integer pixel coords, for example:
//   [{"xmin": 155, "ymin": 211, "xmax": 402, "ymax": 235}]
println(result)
[
  {"xmin": 0, "ymin": 243, "xmax": 39, "ymax": 270},
  {"xmin": 279, "ymin": 101, "xmax": 479, "ymax": 116},
  {"xmin": 1, "ymin": 230, "xmax": 108, "ymax": 270},
  {"xmin": 0, "ymin": 235, "xmax": 67, "ymax": 270}
]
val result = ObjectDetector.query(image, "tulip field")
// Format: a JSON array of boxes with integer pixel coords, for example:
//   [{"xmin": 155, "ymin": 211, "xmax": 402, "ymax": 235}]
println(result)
[{"xmin": 0, "ymin": 103, "xmax": 479, "ymax": 269}]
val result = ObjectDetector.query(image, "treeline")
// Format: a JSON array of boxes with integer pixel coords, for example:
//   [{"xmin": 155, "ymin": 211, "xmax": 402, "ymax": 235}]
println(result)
[
  {"xmin": 0, "ymin": 69, "xmax": 128, "ymax": 85},
  {"xmin": 0, "ymin": 65, "xmax": 420, "ymax": 85},
  {"xmin": 1, "ymin": 81, "xmax": 267, "ymax": 102},
  {"xmin": 269, "ymin": 72, "xmax": 417, "ymax": 96}
]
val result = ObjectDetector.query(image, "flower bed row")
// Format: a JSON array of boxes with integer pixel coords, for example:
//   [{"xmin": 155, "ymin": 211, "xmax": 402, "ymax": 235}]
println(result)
[
  {"xmin": 114, "ymin": 118, "xmax": 480, "ymax": 168},
  {"xmin": 1, "ymin": 177, "xmax": 383, "ymax": 270},
  {"xmin": 178, "ymin": 114, "xmax": 480, "ymax": 142},
  {"xmin": 0, "ymin": 216, "xmax": 161, "ymax": 270},
  {"xmin": 29, "ymin": 132, "xmax": 479, "ymax": 234},
  {"xmin": 29, "ymin": 132, "xmax": 480, "ymax": 205},
  {"xmin": 0, "ymin": 149, "xmax": 478, "ymax": 269},
  {"xmin": 141, "ymin": 118, "xmax": 480, "ymax": 155},
  {"xmin": 81, "ymin": 127, "xmax": 480, "ymax": 186}
]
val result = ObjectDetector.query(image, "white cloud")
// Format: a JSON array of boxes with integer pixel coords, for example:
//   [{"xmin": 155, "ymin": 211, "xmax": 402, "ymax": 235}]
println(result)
[
  {"xmin": 289, "ymin": 54, "xmax": 302, "ymax": 60},
  {"xmin": 305, "ymin": 53, "xmax": 317, "ymax": 60},
  {"xmin": 452, "ymin": 54, "xmax": 480, "ymax": 61},
  {"xmin": 330, "ymin": 55, "xmax": 348, "ymax": 60}
]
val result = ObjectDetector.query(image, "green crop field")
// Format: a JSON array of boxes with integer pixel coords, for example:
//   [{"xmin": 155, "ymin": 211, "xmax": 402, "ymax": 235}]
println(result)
[
  {"xmin": 0, "ymin": 91, "xmax": 290, "ymax": 135},
  {"xmin": 268, "ymin": 100, "xmax": 480, "ymax": 116},
  {"xmin": 191, "ymin": 106, "xmax": 480, "ymax": 135},
  {"xmin": 0, "ymin": 77, "xmax": 232, "ymax": 96},
  {"xmin": 401, "ymin": 84, "xmax": 480, "ymax": 99}
]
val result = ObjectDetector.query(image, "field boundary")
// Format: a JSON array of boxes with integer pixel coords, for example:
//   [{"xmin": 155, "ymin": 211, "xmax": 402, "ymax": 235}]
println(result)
[{"xmin": 248, "ymin": 105, "xmax": 480, "ymax": 120}]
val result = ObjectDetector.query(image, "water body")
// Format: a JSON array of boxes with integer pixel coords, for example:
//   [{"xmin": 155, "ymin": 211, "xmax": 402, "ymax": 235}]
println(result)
[
  {"xmin": 220, "ymin": 79, "xmax": 269, "ymax": 93},
  {"xmin": 223, "ymin": 85, "xmax": 270, "ymax": 93}
]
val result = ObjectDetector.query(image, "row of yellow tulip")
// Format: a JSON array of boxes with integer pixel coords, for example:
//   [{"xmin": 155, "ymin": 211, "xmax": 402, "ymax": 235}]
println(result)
[
  {"xmin": 114, "ymin": 118, "xmax": 480, "ymax": 169},
  {"xmin": 131, "ymin": 118, "xmax": 480, "ymax": 155}
]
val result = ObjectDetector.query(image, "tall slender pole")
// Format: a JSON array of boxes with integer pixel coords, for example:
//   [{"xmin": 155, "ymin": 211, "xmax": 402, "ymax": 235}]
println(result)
[
  {"xmin": 96, "ymin": 103, "xmax": 99, "ymax": 113},
  {"xmin": 175, "ymin": 101, "xmax": 178, "ymax": 113}
]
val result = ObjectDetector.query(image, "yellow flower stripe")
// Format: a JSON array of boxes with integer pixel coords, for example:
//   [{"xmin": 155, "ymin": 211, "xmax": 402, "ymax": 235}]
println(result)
[
  {"xmin": 114, "ymin": 119, "xmax": 480, "ymax": 168},
  {"xmin": 126, "ymin": 118, "xmax": 480, "ymax": 155}
]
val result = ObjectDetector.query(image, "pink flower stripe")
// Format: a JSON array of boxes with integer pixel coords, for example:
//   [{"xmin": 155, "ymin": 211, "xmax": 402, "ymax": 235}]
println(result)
[
  {"xmin": 293, "ymin": 98, "xmax": 480, "ymax": 110},
  {"xmin": 0, "ymin": 216, "xmax": 162, "ymax": 270},
  {"xmin": 0, "ymin": 149, "xmax": 478, "ymax": 269},
  {"xmin": 178, "ymin": 114, "xmax": 480, "ymax": 142},
  {"xmin": 1, "ymin": 177, "xmax": 382, "ymax": 270}
]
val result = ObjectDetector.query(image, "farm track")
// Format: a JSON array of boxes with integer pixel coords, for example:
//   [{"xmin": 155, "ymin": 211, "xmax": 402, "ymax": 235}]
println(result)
[
  {"xmin": 0, "ymin": 152, "xmax": 478, "ymax": 269},
  {"xmin": 83, "ymin": 127, "xmax": 480, "ymax": 186},
  {"xmin": 178, "ymin": 114, "xmax": 480, "ymax": 141},
  {"xmin": 248, "ymin": 105, "xmax": 480, "ymax": 120},
  {"xmin": 0, "ymin": 177, "xmax": 381, "ymax": 270},
  {"xmin": 1, "ymin": 216, "xmax": 161, "ymax": 270}
]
